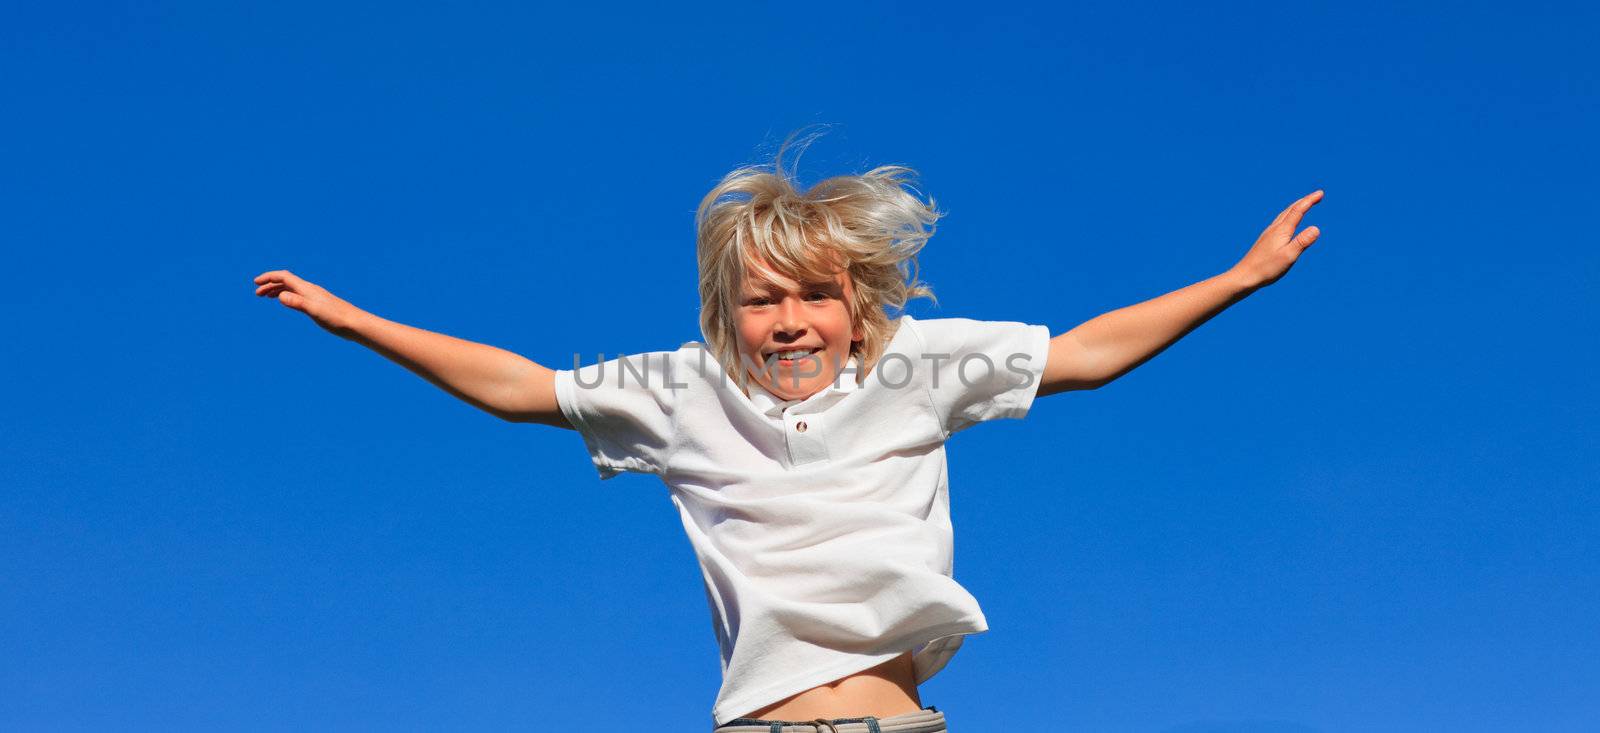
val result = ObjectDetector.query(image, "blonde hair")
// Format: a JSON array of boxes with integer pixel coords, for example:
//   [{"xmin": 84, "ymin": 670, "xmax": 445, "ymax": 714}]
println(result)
[{"xmin": 695, "ymin": 131, "xmax": 940, "ymax": 391}]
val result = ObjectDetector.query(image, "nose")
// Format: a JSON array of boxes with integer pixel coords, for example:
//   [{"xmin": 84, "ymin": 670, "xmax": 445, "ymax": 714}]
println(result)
[{"xmin": 775, "ymin": 296, "xmax": 806, "ymax": 336}]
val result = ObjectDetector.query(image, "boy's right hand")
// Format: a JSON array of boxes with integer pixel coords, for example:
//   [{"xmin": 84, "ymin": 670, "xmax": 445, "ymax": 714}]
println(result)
[{"xmin": 253, "ymin": 270, "xmax": 368, "ymax": 340}]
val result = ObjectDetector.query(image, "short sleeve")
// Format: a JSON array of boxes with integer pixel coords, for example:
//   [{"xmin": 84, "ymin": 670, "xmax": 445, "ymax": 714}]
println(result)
[
  {"xmin": 553, "ymin": 349, "xmax": 683, "ymax": 480},
  {"xmin": 904, "ymin": 316, "xmax": 1052, "ymax": 436}
]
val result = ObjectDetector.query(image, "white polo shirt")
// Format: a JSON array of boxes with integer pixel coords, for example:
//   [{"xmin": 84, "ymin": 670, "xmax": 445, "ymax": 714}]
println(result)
[{"xmin": 552, "ymin": 314, "xmax": 1052, "ymax": 726}]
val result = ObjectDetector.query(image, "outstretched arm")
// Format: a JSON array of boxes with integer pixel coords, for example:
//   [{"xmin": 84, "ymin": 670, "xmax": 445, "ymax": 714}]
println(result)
[
  {"xmin": 252, "ymin": 270, "xmax": 572, "ymax": 428},
  {"xmin": 1038, "ymin": 190, "xmax": 1324, "ymax": 397}
]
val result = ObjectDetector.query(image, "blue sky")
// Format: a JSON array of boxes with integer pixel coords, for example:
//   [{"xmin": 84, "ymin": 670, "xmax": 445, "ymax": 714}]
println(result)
[{"xmin": 3, "ymin": 2, "xmax": 1596, "ymax": 731}]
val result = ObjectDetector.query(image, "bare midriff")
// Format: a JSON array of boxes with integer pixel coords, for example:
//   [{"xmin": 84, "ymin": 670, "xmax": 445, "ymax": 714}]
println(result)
[{"xmin": 737, "ymin": 651, "xmax": 922, "ymax": 721}]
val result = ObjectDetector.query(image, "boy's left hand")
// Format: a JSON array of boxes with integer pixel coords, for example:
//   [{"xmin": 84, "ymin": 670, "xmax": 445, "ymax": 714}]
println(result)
[{"xmin": 1229, "ymin": 190, "xmax": 1324, "ymax": 290}]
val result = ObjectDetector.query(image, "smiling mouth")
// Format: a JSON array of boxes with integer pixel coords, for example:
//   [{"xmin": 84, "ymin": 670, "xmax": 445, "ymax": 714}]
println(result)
[{"xmin": 765, "ymin": 347, "xmax": 823, "ymax": 365}]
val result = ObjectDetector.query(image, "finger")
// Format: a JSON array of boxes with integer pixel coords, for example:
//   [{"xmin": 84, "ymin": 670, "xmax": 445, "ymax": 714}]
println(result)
[
  {"xmin": 1272, "ymin": 190, "xmax": 1324, "ymax": 230},
  {"xmin": 253, "ymin": 269, "xmax": 299, "ymax": 285},
  {"xmin": 1288, "ymin": 225, "xmax": 1321, "ymax": 252},
  {"xmin": 256, "ymin": 283, "xmax": 288, "ymax": 296},
  {"xmin": 1281, "ymin": 190, "xmax": 1324, "ymax": 228}
]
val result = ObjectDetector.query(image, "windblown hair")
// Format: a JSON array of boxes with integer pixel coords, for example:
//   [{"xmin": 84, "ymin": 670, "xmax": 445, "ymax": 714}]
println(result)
[{"xmin": 695, "ymin": 132, "xmax": 941, "ymax": 391}]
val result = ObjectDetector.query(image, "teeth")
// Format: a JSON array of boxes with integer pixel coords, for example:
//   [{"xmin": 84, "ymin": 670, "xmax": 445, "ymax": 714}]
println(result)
[{"xmin": 773, "ymin": 349, "xmax": 817, "ymax": 360}]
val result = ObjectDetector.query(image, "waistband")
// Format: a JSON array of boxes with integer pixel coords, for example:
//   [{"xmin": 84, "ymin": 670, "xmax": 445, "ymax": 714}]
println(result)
[{"xmin": 714, "ymin": 705, "xmax": 945, "ymax": 733}]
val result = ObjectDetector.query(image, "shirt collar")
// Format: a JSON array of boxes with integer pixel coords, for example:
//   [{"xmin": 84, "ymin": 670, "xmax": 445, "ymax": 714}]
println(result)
[{"xmin": 745, "ymin": 355, "xmax": 861, "ymax": 418}]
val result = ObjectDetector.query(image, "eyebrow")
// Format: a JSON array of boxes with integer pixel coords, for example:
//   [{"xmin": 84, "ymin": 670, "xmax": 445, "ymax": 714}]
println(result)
[{"xmin": 744, "ymin": 279, "xmax": 840, "ymax": 294}]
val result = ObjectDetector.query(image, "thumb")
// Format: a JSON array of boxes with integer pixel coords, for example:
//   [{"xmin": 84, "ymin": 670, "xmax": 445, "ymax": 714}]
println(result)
[
  {"xmin": 279, "ymin": 291, "xmax": 304, "ymax": 310},
  {"xmin": 1289, "ymin": 225, "xmax": 1321, "ymax": 251}
]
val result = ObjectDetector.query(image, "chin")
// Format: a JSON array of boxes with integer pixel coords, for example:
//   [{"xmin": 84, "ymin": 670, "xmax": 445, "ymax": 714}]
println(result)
[{"xmin": 769, "ymin": 376, "xmax": 822, "ymax": 399}]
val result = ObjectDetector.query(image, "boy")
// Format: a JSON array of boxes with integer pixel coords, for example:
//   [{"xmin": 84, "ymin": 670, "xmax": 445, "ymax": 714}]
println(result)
[{"xmin": 253, "ymin": 143, "xmax": 1322, "ymax": 732}]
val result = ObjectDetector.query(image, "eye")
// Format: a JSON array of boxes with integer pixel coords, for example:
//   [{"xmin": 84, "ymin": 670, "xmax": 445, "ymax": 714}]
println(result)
[
  {"xmin": 747, "ymin": 296, "xmax": 772, "ymax": 306},
  {"xmin": 804, "ymin": 291, "xmax": 829, "ymax": 301}
]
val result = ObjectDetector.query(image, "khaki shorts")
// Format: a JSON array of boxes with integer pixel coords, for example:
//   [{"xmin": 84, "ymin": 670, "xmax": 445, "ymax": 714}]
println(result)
[{"xmin": 713, "ymin": 705, "xmax": 947, "ymax": 733}]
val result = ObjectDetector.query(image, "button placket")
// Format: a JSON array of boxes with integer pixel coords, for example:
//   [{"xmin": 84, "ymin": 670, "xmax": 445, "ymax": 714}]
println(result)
[{"xmin": 783, "ymin": 410, "xmax": 829, "ymax": 466}]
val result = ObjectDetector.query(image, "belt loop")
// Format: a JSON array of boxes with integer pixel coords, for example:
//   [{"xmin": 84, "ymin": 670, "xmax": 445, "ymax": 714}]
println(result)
[
  {"xmin": 865, "ymin": 715, "xmax": 881, "ymax": 733},
  {"xmin": 769, "ymin": 724, "xmax": 781, "ymax": 733}
]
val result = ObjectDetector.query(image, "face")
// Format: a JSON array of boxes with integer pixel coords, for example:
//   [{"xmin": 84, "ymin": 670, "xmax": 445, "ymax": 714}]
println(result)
[{"xmin": 734, "ymin": 261, "xmax": 862, "ymax": 401}]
